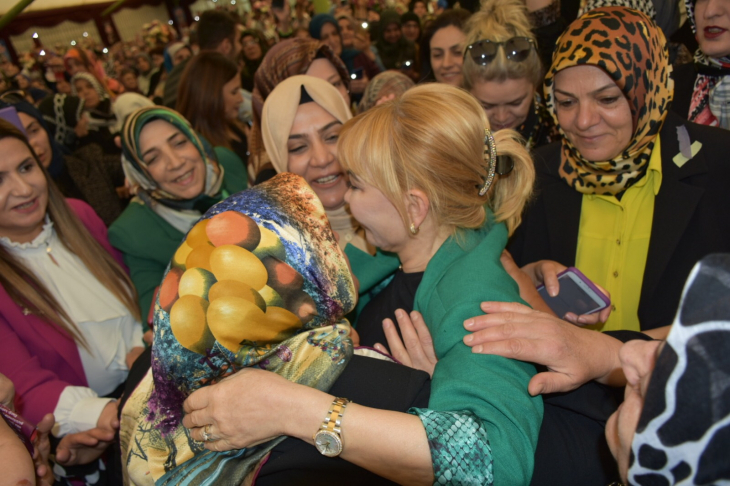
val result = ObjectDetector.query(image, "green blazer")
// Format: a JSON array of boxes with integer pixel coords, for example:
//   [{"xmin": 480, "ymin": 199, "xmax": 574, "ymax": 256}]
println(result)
[
  {"xmin": 109, "ymin": 148, "xmax": 247, "ymax": 326},
  {"xmin": 415, "ymin": 221, "xmax": 543, "ymax": 485}
]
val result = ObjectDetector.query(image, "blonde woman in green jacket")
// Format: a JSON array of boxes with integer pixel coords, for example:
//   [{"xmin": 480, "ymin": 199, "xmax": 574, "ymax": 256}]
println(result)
[{"xmin": 181, "ymin": 83, "xmax": 543, "ymax": 485}]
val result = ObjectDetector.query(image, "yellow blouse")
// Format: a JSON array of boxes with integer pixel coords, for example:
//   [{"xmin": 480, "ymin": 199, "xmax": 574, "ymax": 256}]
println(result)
[{"xmin": 575, "ymin": 136, "xmax": 663, "ymax": 332}]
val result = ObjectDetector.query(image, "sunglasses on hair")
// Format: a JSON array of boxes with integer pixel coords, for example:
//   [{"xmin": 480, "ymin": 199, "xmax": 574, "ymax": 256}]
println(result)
[{"xmin": 466, "ymin": 37, "xmax": 536, "ymax": 65}]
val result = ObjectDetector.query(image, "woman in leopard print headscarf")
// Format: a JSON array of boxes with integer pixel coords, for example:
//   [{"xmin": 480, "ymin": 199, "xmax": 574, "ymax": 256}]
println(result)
[{"xmin": 508, "ymin": 6, "xmax": 730, "ymax": 334}]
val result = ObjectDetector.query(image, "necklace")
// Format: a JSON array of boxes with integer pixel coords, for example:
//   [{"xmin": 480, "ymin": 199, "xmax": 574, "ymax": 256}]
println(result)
[{"xmin": 45, "ymin": 239, "xmax": 59, "ymax": 266}]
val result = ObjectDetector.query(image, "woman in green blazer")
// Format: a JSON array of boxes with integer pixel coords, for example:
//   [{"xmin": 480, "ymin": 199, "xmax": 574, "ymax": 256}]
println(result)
[
  {"xmin": 109, "ymin": 107, "xmax": 246, "ymax": 325},
  {"xmin": 180, "ymin": 83, "xmax": 543, "ymax": 485}
]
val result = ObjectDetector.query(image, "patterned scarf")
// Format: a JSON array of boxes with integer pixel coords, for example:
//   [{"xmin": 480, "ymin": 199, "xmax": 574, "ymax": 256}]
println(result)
[
  {"xmin": 628, "ymin": 254, "xmax": 730, "ymax": 485},
  {"xmin": 250, "ymin": 38, "xmax": 350, "ymax": 178},
  {"xmin": 544, "ymin": 7, "xmax": 673, "ymax": 196},
  {"xmin": 685, "ymin": 0, "xmax": 730, "ymax": 130},
  {"xmin": 121, "ymin": 173, "xmax": 356, "ymax": 485},
  {"xmin": 121, "ymin": 106, "xmax": 225, "ymax": 233}
]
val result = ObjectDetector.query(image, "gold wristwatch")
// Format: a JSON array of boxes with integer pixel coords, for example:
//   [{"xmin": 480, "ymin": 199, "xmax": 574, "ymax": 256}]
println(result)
[{"xmin": 313, "ymin": 397, "xmax": 350, "ymax": 457}]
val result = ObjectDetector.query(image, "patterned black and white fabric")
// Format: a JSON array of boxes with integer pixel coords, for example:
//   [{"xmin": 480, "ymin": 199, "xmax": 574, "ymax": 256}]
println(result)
[{"xmin": 628, "ymin": 254, "xmax": 730, "ymax": 485}]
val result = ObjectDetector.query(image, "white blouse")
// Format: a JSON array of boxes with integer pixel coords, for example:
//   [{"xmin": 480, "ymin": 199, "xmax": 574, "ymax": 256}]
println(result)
[{"xmin": 1, "ymin": 219, "xmax": 144, "ymax": 436}]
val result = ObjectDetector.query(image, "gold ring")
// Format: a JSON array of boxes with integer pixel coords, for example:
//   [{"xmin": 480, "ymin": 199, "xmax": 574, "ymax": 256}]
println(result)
[{"xmin": 202, "ymin": 424, "xmax": 213, "ymax": 442}]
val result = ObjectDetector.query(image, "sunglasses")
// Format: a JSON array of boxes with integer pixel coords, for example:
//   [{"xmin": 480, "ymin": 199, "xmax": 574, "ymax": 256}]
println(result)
[{"xmin": 466, "ymin": 37, "xmax": 536, "ymax": 65}]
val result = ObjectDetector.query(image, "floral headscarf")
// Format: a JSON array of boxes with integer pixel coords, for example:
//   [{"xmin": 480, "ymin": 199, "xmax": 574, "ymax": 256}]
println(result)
[
  {"xmin": 685, "ymin": 0, "xmax": 730, "ymax": 130},
  {"xmin": 544, "ymin": 7, "xmax": 673, "ymax": 196},
  {"xmin": 121, "ymin": 106, "xmax": 225, "ymax": 233},
  {"xmin": 628, "ymin": 253, "xmax": 730, "ymax": 485},
  {"xmin": 121, "ymin": 172, "xmax": 357, "ymax": 485}
]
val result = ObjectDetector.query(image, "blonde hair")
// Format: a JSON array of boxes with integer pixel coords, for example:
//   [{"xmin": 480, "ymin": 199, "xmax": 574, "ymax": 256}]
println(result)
[
  {"xmin": 462, "ymin": 0, "xmax": 542, "ymax": 90},
  {"xmin": 0, "ymin": 121, "xmax": 140, "ymax": 349},
  {"xmin": 339, "ymin": 83, "xmax": 534, "ymax": 236}
]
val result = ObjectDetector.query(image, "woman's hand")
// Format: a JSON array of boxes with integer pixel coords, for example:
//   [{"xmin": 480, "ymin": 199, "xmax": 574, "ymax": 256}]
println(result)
[
  {"xmin": 501, "ymin": 251, "xmax": 557, "ymax": 316},
  {"xmin": 182, "ymin": 369, "xmax": 312, "ymax": 451},
  {"xmin": 521, "ymin": 259, "xmax": 612, "ymax": 325},
  {"xmin": 463, "ymin": 301, "xmax": 625, "ymax": 395},
  {"xmin": 374, "ymin": 309, "xmax": 438, "ymax": 377},
  {"xmin": 55, "ymin": 427, "xmax": 115, "ymax": 466}
]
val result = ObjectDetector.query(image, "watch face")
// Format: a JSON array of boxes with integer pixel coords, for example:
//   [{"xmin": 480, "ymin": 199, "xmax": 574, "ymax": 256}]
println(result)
[{"xmin": 314, "ymin": 430, "xmax": 342, "ymax": 457}]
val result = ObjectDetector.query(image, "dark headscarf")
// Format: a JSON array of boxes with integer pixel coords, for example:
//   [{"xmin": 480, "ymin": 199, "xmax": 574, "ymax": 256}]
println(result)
[
  {"xmin": 240, "ymin": 29, "xmax": 269, "ymax": 92},
  {"xmin": 628, "ymin": 253, "xmax": 730, "ymax": 485},
  {"xmin": 308, "ymin": 14, "xmax": 362, "ymax": 75},
  {"xmin": 544, "ymin": 7, "xmax": 673, "ymax": 197},
  {"xmin": 376, "ymin": 9, "xmax": 417, "ymax": 70},
  {"xmin": 0, "ymin": 96, "xmax": 67, "ymax": 178}
]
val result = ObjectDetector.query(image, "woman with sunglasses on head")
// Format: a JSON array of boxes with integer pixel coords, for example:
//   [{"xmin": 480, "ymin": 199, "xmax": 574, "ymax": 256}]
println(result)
[
  {"xmin": 672, "ymin": 0, "xmax": 730, "ymax": 131},
  {"xmin": 462, "ymin": 0, "xmax": 556, "ymax": 149},
  {"xmin": 0, "ymin": 119, "xmax": 145, "ymax": 483},
  {"xmin": 156, "ymin": 82, "xmax": 542, "ymax": 486},
  {"xmin": 508, "ymin": 6, "xmax": 730, "ymax": 335},
  {"xmin": 108, "ymin": 107, "xmax": 246, "ymax": 329}
]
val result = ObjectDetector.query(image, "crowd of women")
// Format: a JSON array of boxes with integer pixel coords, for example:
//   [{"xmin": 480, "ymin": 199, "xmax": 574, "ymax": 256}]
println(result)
[{"xmin": 1, "ymin": 0, "xmax": 729, "ymax": 485}]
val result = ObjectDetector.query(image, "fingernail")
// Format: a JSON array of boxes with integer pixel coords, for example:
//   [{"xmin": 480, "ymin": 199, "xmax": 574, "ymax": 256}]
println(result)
[
  {"xmin": 464, "ymin": 319, "xmax": 474, "ymax": 328},
  {"xmin": 480, "ymin": 302, "xmax": 491, "ymax": 311},
  {"xmin": 577, "ymin": 316, "xmax": 587, "ymax": 324},
  {"xmin": 549, "ymin": 288, "xmax": 557, "ymax": 297},
  {"xmin": 382, "ymin": 320, "xmax": 391, "ymax": 329},
  {"xmin": 464, "ymin": 334, "xmax": 473, "ymax": 343},
  {"xmin": 395, "ymin": 309, "xmax": 404, "ymax": 318},
  {"xmin": 473, "ymin": 345, "xmax": 482, "ymax": 353}
]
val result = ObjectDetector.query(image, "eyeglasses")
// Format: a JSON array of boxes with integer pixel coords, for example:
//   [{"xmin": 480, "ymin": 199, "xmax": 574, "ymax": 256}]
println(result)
[{"xmin": 466, "ymin": 37, "xmax": 536, "ymax": 65}]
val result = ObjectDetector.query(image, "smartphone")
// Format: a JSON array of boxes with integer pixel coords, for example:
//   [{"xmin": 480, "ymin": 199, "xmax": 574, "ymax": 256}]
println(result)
[
  {"xmin": 536, "ymin": 267, "xmax": 610, "ymax": 318},
  {"xmin": 0, "ymin": 106, "xmax": 27, "ymax": 135},
  {"xmin": 350, "ymin": 67, "xmax": 364, "ymax": 80},
  {"xmin": 0, "ymin": 403, "xmax": 37, "ymax": 454},
  {"xmin": 272, "ymin": 0, "xmax": 285, "ymax": 10}
]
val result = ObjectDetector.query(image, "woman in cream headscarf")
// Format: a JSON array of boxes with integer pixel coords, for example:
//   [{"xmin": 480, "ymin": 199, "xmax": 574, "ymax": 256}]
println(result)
[{"xmin": 261, "ymin": 75, "xmax": 372, "ymax": 256}]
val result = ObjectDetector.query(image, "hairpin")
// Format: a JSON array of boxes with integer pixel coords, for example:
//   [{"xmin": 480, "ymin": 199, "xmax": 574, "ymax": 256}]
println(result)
[{"xmin": 479, "ymin": 128, "xmax": 498, "ymax": 196}]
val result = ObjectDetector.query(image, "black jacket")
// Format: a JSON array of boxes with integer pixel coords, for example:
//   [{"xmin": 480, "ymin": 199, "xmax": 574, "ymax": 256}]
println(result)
[{"xmin": 509, "ymin": 112, "xmax": 730, "ymax": 331}]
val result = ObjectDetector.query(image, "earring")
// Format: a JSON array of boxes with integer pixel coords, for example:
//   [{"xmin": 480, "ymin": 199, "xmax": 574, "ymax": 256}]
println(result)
[{"xmin": 409, "ymin": 223, "xmax": 419, "ymax": 235}]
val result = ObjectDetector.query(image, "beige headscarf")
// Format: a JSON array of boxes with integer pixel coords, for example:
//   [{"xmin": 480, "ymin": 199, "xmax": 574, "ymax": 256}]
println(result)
[{"xmin": 262, "ymin": 75, "xmax": 373, "ymax": 254}]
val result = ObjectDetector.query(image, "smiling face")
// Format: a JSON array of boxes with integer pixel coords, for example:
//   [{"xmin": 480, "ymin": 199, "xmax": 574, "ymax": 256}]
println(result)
[
  {"xmin": 17, "ymin": 112, "xmax": 52, "ymax": 169},
  {"xmin": 320, "ymin": 22, "xmax": 343, "ymax": 56},
  {"xmin": 430, "ymin": 25, "xmax": 465, "ymax": 86},
  {"xmin": 305, "ymin": 58, "xmax": 351, "ymax": 106},
  {"xmin": 553, "ymin": 65, "xmax": 633, "ymax": 162},
  {"xmin": 138, "ymin": 119, "xmax": 207, "ymax": 199},
  {"xmin": 287, "ymin": 102, "xmax": 348, "ymax": 211},
  {"xmin": 606, "ymin": 339, "xmax": 663, "ymax": 483},
  {"xmin": 694, "ymin": 0, "xmax": 730, "ymax": 58},
  {"xmin": 0, "ymin": 137, "xmax": 49, "ymax": 243},
  {"xmin": 471, "ymin": 77, "xmax": 535, "ymax": 131},
  {"xmin": 222, "ymin": 75, "xmax": 243, "ymax": 120}
]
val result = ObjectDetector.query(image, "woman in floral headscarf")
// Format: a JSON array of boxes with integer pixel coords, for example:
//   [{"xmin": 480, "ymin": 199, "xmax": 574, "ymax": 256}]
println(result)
[
  {"xmin": 108, "ymin": 107, "xmax": 246, "ymax": 326},
  {"xmin": 508, "ymin": 6, "xmax": 730, "ymax": 334},
  {"xmin": 672, "ymin": 0, "xmax": 730, "ymax": 130}
]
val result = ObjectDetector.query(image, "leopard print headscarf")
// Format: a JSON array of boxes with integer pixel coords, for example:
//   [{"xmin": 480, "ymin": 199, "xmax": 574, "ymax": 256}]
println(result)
[
  {"xmin": 628, "ymin": 254, "xmax": 730, "ymax": 485},
  {"xmin": 544, "ymin": 7, "xmax": 673, "ymax": 196}
]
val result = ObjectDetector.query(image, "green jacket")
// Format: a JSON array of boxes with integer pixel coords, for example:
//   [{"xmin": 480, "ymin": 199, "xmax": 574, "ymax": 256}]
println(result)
[
  {"xmin": 415, "ymin": 222, "xmax": 543, "ymax": 485},
  {"xmin": 109, "ymin": 148, "xmax": 247, "ymax": 327}
]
